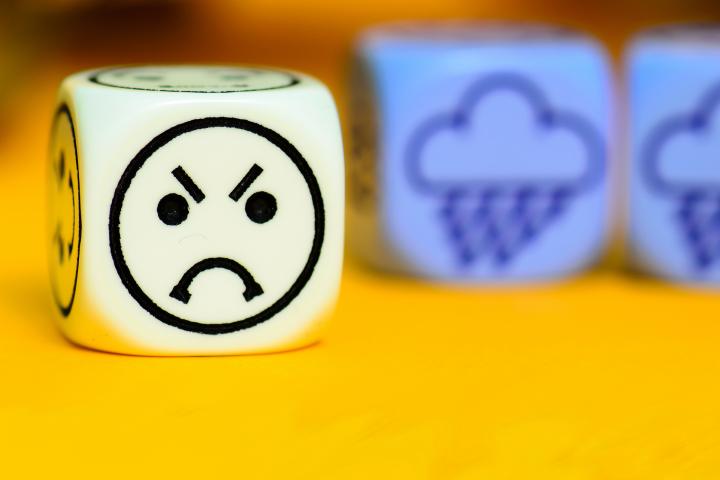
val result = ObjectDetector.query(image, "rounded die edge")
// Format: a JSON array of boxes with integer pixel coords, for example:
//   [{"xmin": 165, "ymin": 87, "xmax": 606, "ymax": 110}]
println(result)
[
  {"xmin": 60, "ymin": 64, "xmax": 328, "ymax": 96},
  {"xmin": 57, "ymin": 301, "xmax": 336, "ymax": 356}
]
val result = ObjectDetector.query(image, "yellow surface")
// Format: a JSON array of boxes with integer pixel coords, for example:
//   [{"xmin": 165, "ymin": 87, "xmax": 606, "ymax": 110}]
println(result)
[{"xmin": 3, "ymin": 70, "xmax": 720, "ymax": 480}]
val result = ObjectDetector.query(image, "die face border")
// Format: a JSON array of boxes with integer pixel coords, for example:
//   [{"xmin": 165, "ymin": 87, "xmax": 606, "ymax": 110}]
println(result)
[
  {"xmin": 49, "ymin": 103, "xmax": 82, "ymax": 317},
  {"xmin": 108, "ymin": 117, "xmax": 326, "ymax": 335},
  {"xmin": 88, "ymin": 66, "xmax": 301, "ymax": 94}
]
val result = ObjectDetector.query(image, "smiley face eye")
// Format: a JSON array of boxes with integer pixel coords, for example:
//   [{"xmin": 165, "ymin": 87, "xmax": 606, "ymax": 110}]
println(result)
[
  {"xmin": 57, "ymin": 152, "xmax": 65, "ymax": 181},
  {"xmin": 245, "ymin": 191, "xmax": 277, "ymax": 224},
  {"xmin": 157, "ymin": 193, "xmax": 189, "ymax": 225}
]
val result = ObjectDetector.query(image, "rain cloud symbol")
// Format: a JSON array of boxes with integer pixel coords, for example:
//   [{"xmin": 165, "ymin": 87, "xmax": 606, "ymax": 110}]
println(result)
[
  {"xmin": 642, "ymin": 81, "xmax": 720, "ymax": 271},
  {"xmin": 406, "ymin": 73, "xmax": 605, "ymax": 267}
]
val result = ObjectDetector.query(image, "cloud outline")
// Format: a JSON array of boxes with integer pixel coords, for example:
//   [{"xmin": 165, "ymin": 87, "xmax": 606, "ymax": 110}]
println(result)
[
  {"xmin": 405, "ymin": 72, "xmax": 606, "ymax": 194},
  {"xmin": 642, "ymin": 81, "xmax": 720, "ymax": 195}
]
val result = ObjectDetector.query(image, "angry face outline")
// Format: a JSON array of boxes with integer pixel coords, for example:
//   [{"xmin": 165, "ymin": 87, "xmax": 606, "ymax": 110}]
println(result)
[
  {"xmin": 48, "ymin": 104, "xmax": 82, "ymax": 316},
  {"xmin": 109, "ymin": 117, "xmax": 324, "ymax": 334}
]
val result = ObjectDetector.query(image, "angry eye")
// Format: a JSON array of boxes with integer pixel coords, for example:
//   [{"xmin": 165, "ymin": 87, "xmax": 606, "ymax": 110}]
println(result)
[
  {"xmin": 157, "ymin": 193, "xmax": 189, "ymax": 225},
  {"xmin": 245, "ymin": 191, "xmax": 277, "ymax": 224}
]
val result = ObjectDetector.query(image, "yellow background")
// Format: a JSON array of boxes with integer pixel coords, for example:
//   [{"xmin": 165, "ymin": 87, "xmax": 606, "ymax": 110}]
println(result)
[{"xmin": 3, "ymin": 1, "xmax": 720, "ymax": 478}]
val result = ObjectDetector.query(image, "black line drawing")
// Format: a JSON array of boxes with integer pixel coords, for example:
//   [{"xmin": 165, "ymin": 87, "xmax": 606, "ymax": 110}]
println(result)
[
  {"xmin": 109, "ymin": 117, "xmax": 324, "ymax": 335},
  {"xmin": 49, "ymin": 103, "xmax": 82, "ymax": 317},
  {"xmin": 405, "ymin": 72, "xmax": 604, "ymax": 267},
  {"xmin": 642, "ymin": 81, "xmax": 720, "ymax": 271}
]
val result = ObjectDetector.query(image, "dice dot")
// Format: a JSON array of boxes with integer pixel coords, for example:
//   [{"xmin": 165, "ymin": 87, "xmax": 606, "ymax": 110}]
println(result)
[
  {"xmin": 157, "ymin": 193, "xmax": 189, "ymax": 225},
  {"xmin": 245, "ymin": 191, "xmax": 277, "ymax": 224}
]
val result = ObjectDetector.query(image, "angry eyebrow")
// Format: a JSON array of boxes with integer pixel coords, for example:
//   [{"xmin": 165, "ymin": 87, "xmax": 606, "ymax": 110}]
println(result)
[
  {"xmin": 229, "ymin": 164, "xmax": 263, "ymax": 202},
  {"xmin": 172, "ymin": 166, "xmax": 205, "ymax": 203}
]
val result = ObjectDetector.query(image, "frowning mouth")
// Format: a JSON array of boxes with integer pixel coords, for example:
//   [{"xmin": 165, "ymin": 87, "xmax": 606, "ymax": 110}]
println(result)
[{"xmin": 169, "ymin": 257, "xmax": 263, "ymax": 304}]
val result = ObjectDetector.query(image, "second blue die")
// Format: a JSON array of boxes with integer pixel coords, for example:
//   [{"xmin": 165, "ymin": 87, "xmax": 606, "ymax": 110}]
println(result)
[
  {"xmin": 349, "ymin": 23, "xmax": 613, "ymax": 281},
  {"xmin": 628, "ymin": 26, "xmax": 720, "ymax": 283}
]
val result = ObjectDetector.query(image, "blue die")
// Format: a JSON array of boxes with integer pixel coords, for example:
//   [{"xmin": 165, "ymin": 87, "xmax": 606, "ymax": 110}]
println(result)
[
  {"xmin": 628, "ymin": 26, "xmax": 720, "ymax": 283},
  {"xmin": 348, "ymin": 23, "xmax": 613, "ymax": 281}
]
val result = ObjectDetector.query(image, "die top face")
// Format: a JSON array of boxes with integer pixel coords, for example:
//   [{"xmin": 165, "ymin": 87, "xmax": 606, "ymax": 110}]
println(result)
[
  {"xmin": 50, "ymin": 65, "xmax": 344, "ymax": 354},
  {"xmin": 86, "ymin": 65, "xmax": 301, "ymax": 93},
  {"xmin": 64, "ymin": 65, "xmax": 325, "ymax": 99},
  {"xmin": 351, "ymin": 26, "xmax": 611, "ymax": 280},
  {"xmin": 632, "ymin": 24, "xmax": 720, "ymax": 50},
  {"xmin": 359, "ymin": 21, "xmax": 591, "ymax": 50},
  {"xmin": 360, "ymin": 21, "xmax": 579, "ymax": 43}
]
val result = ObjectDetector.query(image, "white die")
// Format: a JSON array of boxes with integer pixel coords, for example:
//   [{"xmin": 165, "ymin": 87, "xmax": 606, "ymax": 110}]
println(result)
[{"xmin": 47, "ymin": 65, "xmax": 344, "ymax": 355}]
